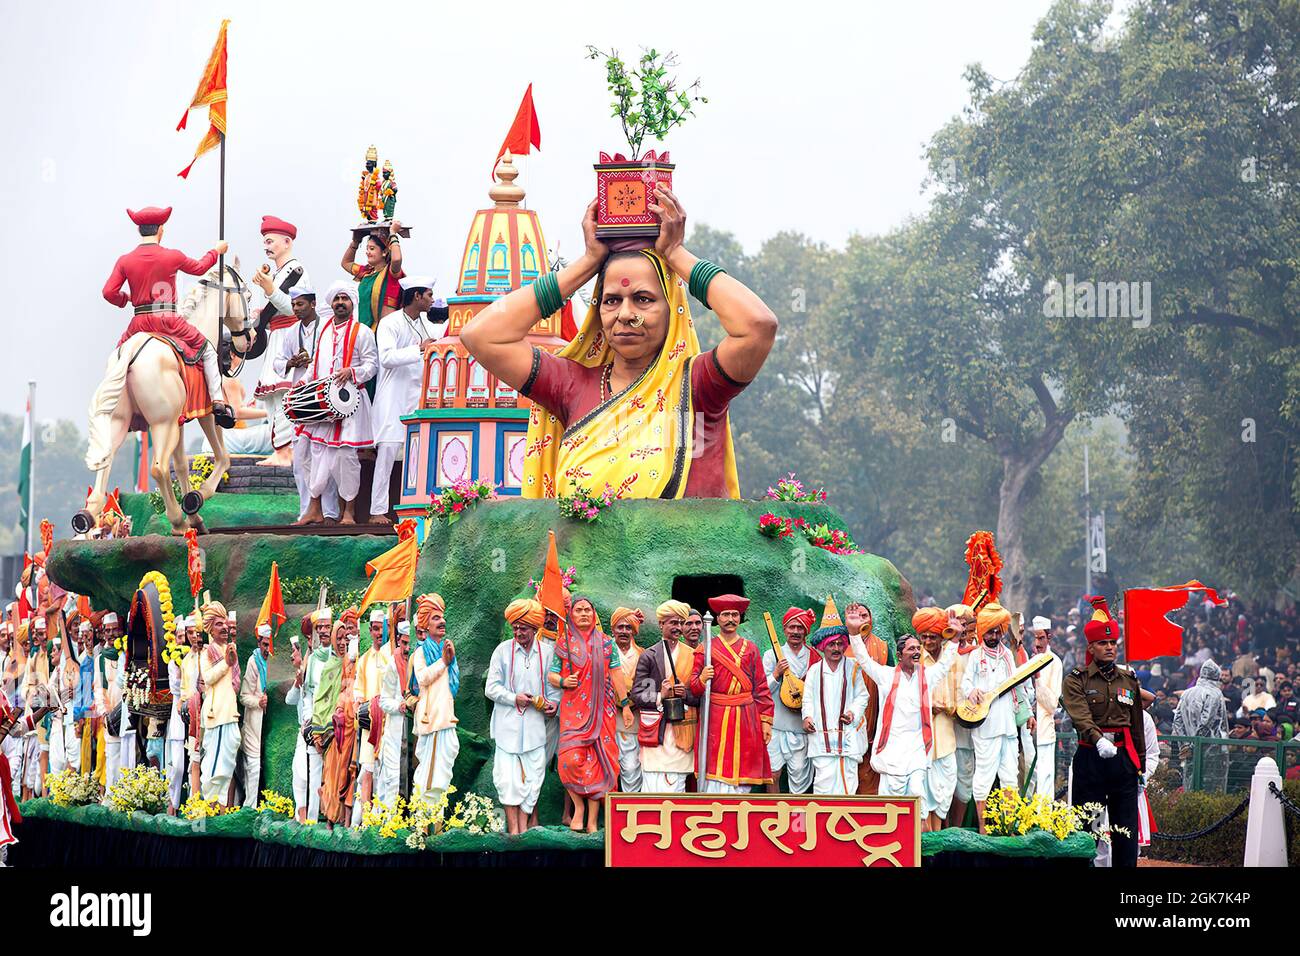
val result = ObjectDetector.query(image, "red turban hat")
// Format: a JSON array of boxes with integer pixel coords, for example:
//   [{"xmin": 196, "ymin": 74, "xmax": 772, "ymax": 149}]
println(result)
[
  {"xmin": 782, "ymin": 607, "xmax": 815, "ymax": 632},
  {"xmin": 260, "ymin": 215, "xmax": 297, "ymax": 239},
  {"xmin": 707, "ymin": 594, "xmax": 750, "ymax": 618},
  {"xmin": 127, "ymin": 206, "xmax": 172, "ymax": 226}
]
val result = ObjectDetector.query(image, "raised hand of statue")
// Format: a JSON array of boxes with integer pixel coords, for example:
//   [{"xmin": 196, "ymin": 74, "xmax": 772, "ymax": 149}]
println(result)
[
  {"xmin": 648, "ymin": 184, "xmax": 686, "ymax": 262},
  {"xmin": 442, "ymin": 639, "xmax": 455, "ymax": 665},
  {"xmin": 253, "ymin": 264, "xmax": 275, "ymax": 295},
  {"xmin": 581, "ymin": 198, "xmax": 609, "ymax": 264},
  {"xmin": 291, "ymin": 645, "xmax": 303, "ymax": 670},
  {"xmin": 226, "ymin": 642, "xmax": 237, "ymax": 666}
]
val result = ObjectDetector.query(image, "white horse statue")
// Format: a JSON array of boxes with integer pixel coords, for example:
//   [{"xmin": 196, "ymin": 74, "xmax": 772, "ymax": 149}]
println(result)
[{"xmin": 79, "ymin": 261, "xmax": 252, "ymax": 536}]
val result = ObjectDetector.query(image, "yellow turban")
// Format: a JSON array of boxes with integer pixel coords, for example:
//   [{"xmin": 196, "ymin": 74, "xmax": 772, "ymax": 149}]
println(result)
[
  {"xmin": 976, "ymin": 602, "xmax": 1012, "ymax": 639},
  {"xmin": 611, "ymin": 607, "xmax": 644, "ymax": 633},
  {"xmin": 504, "ymin": 598, "xmax": 545, "ymax": 628},
  {"xmin": 655, "ymin": 600, "xmax": 691, "ymax": 622},
  {"xmin": 416, "ymin": 593, "xmax": 445, "ymax": 631},
  {"xmin": 201, "ymin": 601, "xmax": 228, "ymax": 630}
]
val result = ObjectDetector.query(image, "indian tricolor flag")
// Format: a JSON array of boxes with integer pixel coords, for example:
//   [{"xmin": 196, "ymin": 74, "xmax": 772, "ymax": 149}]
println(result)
[{"xmin": 16, "ymin": 390, "xmax": 32, "ymax": 549}]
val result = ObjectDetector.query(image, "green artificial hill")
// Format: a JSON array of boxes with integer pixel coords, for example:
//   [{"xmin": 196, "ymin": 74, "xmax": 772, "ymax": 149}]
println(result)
[{"xmin": 47, "ymin": 495, "xmax": 915, "ymax": 819}]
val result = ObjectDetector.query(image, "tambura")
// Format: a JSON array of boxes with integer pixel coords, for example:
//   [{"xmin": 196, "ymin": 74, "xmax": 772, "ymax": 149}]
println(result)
[{"xmin": 284, "ymin": 378, "xmax": 362, "ymax": 424}]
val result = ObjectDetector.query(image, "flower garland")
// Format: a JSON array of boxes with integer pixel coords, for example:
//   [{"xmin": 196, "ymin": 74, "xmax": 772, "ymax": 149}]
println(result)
[
  {"xmin": 139, "ymin": 570, "xmax": 184, "ymax": 667},
  {"xmin": 427, "ymin": 477, "xmax": 497, "ymax": 525},
  {"xmin": 758, "ymin": 514, "xmax": 861, "ymax": 555},
  {"xmin": 765, "ymin": 472, "xmax": 828, "ymax": 503},
  {"xmin": 558, "ymin": 483, "xmax": 617, "ymax": 522}
]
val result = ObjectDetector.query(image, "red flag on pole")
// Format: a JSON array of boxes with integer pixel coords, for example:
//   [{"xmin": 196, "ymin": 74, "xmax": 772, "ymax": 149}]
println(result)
[
  {"xmin": 177, "ymin": 20, "xmax": 229, "ymax": 178},
  {"xmin": 257, "ymin": 561, "xmax": 287, "ymax": 652},
  {"xmin": 1123, "ymin": 580, "xmax": 1226, "ymax": 662},
  {"xmin": 493, "ymin": 84, "xmax": 541, "ymax": 179}
]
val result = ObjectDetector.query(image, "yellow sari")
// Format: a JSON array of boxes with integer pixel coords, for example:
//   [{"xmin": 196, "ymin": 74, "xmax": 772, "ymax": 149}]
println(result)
[{"xmin": 522, "ymin": 250, "xmax": 739, "ymax": 499}]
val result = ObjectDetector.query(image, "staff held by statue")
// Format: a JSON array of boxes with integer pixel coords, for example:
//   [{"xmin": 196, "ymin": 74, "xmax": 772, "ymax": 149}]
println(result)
[{"xmin": 697, "ymin": 611, "xmax": 714, "ymax": 783}]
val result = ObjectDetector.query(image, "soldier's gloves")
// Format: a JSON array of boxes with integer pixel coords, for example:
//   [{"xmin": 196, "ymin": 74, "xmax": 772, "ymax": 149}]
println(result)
[{"xmin": 1095, "ymin": 736, "xmax": 1118, "ymax": 759}]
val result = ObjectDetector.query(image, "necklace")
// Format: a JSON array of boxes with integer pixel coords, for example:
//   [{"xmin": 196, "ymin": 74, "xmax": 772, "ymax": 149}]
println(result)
[{"xmin": 599, "ymin": 363, "xmax": 614, "ymax": 402}]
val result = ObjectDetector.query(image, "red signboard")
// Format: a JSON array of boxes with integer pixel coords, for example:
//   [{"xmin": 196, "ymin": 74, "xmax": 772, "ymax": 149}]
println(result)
[{"xmin": 605, "ymin": 792, "xmax": 922, "ymax": 868}]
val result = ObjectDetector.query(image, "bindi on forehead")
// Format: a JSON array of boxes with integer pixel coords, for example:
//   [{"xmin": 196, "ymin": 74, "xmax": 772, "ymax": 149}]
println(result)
[{"xmin": 620, "ymin": 277, "xmax": 630, "ymax": 287}]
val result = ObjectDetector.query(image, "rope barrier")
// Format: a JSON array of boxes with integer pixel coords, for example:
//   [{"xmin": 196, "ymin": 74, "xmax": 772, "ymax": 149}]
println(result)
[
  {"xmin": 1268, "ymin": 781, "xmax": 1300, "ymax": 819},
  {"xmin": 1149, "ymin": 795, "xmax": 1249, "ymax": 842}
]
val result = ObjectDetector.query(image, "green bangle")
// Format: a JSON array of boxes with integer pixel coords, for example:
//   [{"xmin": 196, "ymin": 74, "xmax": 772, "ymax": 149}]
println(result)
[
  {"xmin": 688, "ymin": 259, "xmax": 726, "ymax": 311},
  {"xmin": 533, "ymin": 271, "xmax": 564, "ymax": 317}
]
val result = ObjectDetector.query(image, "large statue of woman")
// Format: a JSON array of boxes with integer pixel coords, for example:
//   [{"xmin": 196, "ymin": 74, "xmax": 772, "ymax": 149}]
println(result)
[
  {"xmin": 547, "ymin": 597, "xmax": 631, "ymax": 833},
  {"xmin": 461, "ymin": 186, "xmax": 777, "ymax": 499}
]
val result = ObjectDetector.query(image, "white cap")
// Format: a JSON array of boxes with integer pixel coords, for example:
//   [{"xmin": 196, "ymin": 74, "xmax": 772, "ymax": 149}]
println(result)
[
  {"xmin": 102, "ymin": 612, "xmax": 119, "ymax": 626},
  {"xmin": 399, "ymin": 275, "xmax": 434, "ymax": 292},
  {"xmin": 1031, "ymin": 616, "xmax": 1052, "ymax": 632},
  {"xmin": 227, "ymin": 610, "xmax": 237, "ymax": 623},
  {"xmin": 397, "ymin": 621, "xmax": 410, "ymax": 636},
  {"xmin": 34, "ymin": 616, "xmax": 47, "ymax": 631},
  {"xmin": 314, "ymin": 607, "xmax": 333, "ymax": 624},
  {"xmin": 257, "ymin": 623, "xmax": 272, "ymax": 638},
  {"xmin": 370, "ymin": 609, "xmax": 384, "ymax": 624},
  {"xmin": 78, "ymin": 620, "xmax": 93, "ymax": 634},
  {"xmin": 289, "ymin": 283, "xmax": 315, "ymax": 299},
  {"xmin": 52, "ymin": 635, "xmax": 61, "ymax": 646}
]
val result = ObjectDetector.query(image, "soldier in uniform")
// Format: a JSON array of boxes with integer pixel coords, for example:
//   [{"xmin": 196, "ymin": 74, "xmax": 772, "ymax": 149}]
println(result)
[{"xmin": 1062, "ymin": 594, "xmax": 1144, "ymax": 867}]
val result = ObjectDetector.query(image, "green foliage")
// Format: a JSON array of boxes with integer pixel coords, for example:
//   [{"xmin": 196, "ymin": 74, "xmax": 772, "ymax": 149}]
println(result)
[
  {"xmin": 1144, "ymin": 781, "xmax": 1300, "ymax": 867},
  {"xmin": 585, "ymin": 45, "xmax": 706, "ymax": 158}
]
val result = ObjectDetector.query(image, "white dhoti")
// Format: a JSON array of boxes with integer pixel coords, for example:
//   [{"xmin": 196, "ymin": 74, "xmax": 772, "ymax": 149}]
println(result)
[
  {"xmin": 221, "ymin": 423, "xmax": 273, "ymax": 456},
  {"xmin": 104, "ymin": 735, "xmax": 122, "ymax": 788},
  {"xmin": 811, "ymin": 755, "xmax": 861, "ymax": 795},
  {"xmin": 241, "ymin": 747, "xmax": 262, "ymax": 809},
  {"xmin": 167, "ymin": 739, "xmax": 185, "ymax": 808},
  {"xmin": 615, "ymin": 730, "xmax": 642, "ymax": 793},
  {"xmin": 308, "ymin": 443, "xmax": 361, "ymax": 501},
  {"xmin": 924, "ymin": 752, "xmax": 957, "ymax": 815},
  {"xmin": 971, "ymin": 734, "xmax": 1019, "ymax": 801},
  {"xmin": 48, "ymin": 721, "xmax": 68, "ymax": 775},
  {"xmin": 954, "ymin": 747, "xmax": 975, "ymax": 803},
  {"xmin": 119, "ymin": 729, "xmax": 138, "ymax": 773},
  {"xmin": 1033, "ymin": 742, "xmax": 1056, "ymax": 798},
  {"xmin": 199, "ymin": 721, "xmax": 240, "ymax": 801},
  {"xmin": 641, "ymin": 771, "xmax": 688, "ymax": 793},
  {"xmin": 369, "ymin": 441, "xmax": 402, "ymax": 518},
  {"xmin": 292, "ymin": 432, "xmax": 339, "ymax": 519},
  {"xmin": 64, "ymin": 721, "xmax": 81, "ymax": 774},
  {"xmin": 878, "ymin": 767, "xmax": 927, "ymax": 799},
  {"xmin": 266, "ymin": 390, "xmax": 294, "ymax": 451},
  {"xmin": 412, "ymin": 727, "xmax": 459, "ymax": 803},
  {"xmin": 291, "ymin": 732, "xmax": 323, "ymax": 819},
  {"xmin": 702, "ymin": 779, "xmax": 751, "ymax": 794},
  {"xmin": 376, "ymin": 717, "xmax": 407, "ymax": 807},
  {"xmin": 492, "ymin": 746, "xmax": 546, "ymax": 813},
  {"xmin": 2, "ymin": 738, "xmax": 20, "ymax": 797},
  {"xmin": 767, "ymin": 728, "xmax": 812, "ymax": 794},
  {"xmin": 22, "ymin": 736, "xmax": 41, "ymax": 790}
]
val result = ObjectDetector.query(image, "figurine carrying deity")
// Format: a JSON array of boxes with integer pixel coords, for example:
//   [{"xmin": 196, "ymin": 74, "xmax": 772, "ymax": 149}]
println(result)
[
  {"xmin": 358, "ymin": 145, "xmax": 382, "ymax": 223},
  {"xmin": 381, "ymin": 159, "xmax": 398, "ymax": 220}
]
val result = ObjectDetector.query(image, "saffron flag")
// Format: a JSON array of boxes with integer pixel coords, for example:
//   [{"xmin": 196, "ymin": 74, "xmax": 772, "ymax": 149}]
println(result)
[
  {"xmin": 493, "ymin": 83, "xmax": 541, "ymax": 179},
  {"xmin": 537, "ymin": 530, "xmax": 565, "ymax": 645},
  {"xmin": 177, "ymin": 20, "xmax": 229, "ymax": 179},
  {"xmin": 1123, "ymin": 580, "xmax": 1226, "ymax": 662},
  {"xmin": 359, "ymin": 521, "xmax": 420, "ymax": 614},
  {"xmin": 256, "ymin": 561, "xmax": 287, "ymax": 652},
  {"xmin": 184, "ymin": 528, "xmax": 203, "ymax": 598}
]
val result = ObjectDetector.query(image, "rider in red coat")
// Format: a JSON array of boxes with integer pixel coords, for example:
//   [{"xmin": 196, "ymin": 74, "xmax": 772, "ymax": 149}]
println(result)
[{"xmin": 102, "ymin": 206, "xmax": 235, "ymax": 425}]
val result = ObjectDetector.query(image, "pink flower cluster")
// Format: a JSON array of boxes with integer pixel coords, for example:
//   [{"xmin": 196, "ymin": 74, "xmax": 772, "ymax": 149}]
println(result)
[
  {"xmin": 529, "ymin": 565, "xmax": 578, "ymax": 595},
  {"xmin": 757, "ymin": 513, "xmax": 861, "ymax": 555},
  {"xmin": 558, "ymin": 484, "xmax": 617, "ymax": 523},
  {"xmin": 765, "ymin": 472, "xmax": 829, "ymax": 503},
  {"xmin": 758, "ymin": 512, "xmax": 809, "ymax": 539},
  {"xmin": 428, "ymin": 477, "xmax": 498, "ymax": 523}
]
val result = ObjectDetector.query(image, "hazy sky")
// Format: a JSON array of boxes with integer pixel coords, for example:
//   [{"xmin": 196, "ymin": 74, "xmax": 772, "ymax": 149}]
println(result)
[{"xmin": 1, "ymin": 0, "xmax": 1058, "ymax": 426}]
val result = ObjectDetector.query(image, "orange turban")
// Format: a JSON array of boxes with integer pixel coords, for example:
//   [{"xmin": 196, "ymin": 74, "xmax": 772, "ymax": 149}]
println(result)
[
  {"xmin": 912, "ymin": 607, "xmax": 947, "ymax": 635},
  {"xmin": 201, "ymin": 601, "xmax": 228, "ymax": 630},
  {"xmin": 340, "ymin": 606, "xmax": 360, "ymax": 627},
  {"xmin": 976, "ymin": 602, "xmax": 1012, "ymax": 639},
  {"xmin": 415, "ymin": 593, "xmax": 445, "ymax": 631},
  {"xmin": 505, "ymin": 598, "xmax": 545, "ymax": 628},
  {"xmin": 611, "ymin": 607, "xmax": 644, "ymax": 633}
]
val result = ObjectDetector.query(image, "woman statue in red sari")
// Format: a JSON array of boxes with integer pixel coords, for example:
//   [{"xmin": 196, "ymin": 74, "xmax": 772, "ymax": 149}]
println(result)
[{"xmin": 547, "ymin": 597, "xmax": 633, "ymax": 832}]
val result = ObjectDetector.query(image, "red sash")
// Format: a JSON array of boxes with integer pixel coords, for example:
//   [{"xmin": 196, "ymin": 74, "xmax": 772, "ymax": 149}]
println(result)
[
  {"xmin": 711, "ymin": 641, "xmax": 752, "ymax": 695},
  {"xmin": 876, "ymin": 662, "xmax": 931, "ymax": 756}
]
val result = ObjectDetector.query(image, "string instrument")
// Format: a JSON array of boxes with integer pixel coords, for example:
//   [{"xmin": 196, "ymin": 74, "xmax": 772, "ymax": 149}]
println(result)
[
  {"xmin": 955, "ymin": 652, "xmax": 1053, "ymax": 728},
  {"xmin": 763, "ymin": 612, "xmax": 804, "ymax": 710}
]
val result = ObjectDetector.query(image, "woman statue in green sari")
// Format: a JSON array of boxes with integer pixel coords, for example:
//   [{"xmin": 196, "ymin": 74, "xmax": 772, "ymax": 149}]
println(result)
[{"xmin": 340, "ymin": 218, "xmax": 406, "ymax": 331}]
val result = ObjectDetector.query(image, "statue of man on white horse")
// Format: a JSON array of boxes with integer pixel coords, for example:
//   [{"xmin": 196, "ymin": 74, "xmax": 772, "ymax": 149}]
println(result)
[{"xmin": 79, "ymin": 205, "xmax": 254, "ymax": 536}]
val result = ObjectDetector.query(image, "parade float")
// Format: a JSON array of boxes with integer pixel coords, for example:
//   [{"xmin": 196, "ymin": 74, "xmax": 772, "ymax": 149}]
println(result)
[{"xmin": 13, "ymin": 36, "xmax": 1097, "ymax": 870}]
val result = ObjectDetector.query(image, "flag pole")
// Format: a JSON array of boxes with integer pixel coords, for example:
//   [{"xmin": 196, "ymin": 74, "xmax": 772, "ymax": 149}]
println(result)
[
  {"xmin": 25, "ymin": 380, "xmax": 35, "ymax": 555},
  {"xmin": 218, "ymin": 132, "xmax": 226, "ymax": 283}
]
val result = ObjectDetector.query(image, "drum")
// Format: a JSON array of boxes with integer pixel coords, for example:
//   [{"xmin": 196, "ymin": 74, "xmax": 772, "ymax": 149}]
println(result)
[{"xmin": 284, "ymin": 377, "xmax": 362, "ymax": 425}]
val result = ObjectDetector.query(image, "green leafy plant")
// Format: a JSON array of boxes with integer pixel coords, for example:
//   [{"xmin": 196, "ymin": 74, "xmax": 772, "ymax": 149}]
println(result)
[{"xmin": 585, "ymin": 46, "xmax": 706, "ymax": 159}]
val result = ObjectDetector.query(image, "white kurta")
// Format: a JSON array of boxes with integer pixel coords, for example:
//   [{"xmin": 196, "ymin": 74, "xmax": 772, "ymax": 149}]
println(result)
[
  {"xmin": 485, "ymin": 639, "xmax": 554, "ymax": 812},
  {"xmin": 295, "ymin": 316, "xmax": 378, "ymax": 449},
  {"xmin": 372, "ymin": 309, "xmax": 435, "ymax": 446},
  {"xmin": 802, "ymin": 658, "xmax": 871, "ymax": 796},
  {"xmin": 254, "ymin": 257, "xmax": 312, "ymax": 450},
  {"xmin": 960, "ymin": 645, "xmax": 1025, "ymax": 801},
  {"xmin": 860, "ymin": 642, "xmax": 959, "ymax": 777},
  {"xmin": 377, "ymin": 655, "xmax": 410, "ymax": 807},
  {"xmin": 239, "ymin": 653, "xmax": 267, "ymax": 807}
]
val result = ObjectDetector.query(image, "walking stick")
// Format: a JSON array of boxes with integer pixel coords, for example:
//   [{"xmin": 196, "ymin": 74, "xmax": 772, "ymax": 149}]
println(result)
[{"xmin": 697, "ymin": 612, "xmax": 713, "ymax": 786}]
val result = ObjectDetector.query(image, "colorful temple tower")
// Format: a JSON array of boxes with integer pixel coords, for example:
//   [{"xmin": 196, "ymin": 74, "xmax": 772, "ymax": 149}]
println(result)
[{"xmin": 396, "ymin": 152, "xmax": 569, "ymax": 518}]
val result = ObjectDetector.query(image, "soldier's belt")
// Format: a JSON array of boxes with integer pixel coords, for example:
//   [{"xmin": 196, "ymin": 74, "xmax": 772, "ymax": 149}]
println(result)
[
  {"xmin": 133, "ymin": 302, "xmax": 175, "ymax": 315},
  {"xmin": 1082, "ymin": 725, "xmax": 1140, "ymax": 771}
]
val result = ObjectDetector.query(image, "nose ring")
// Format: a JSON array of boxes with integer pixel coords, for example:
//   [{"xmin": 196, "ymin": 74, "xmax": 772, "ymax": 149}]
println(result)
[{"xmin": 628, "ymin": 314, "xmax": 644, "ymax": 328}]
